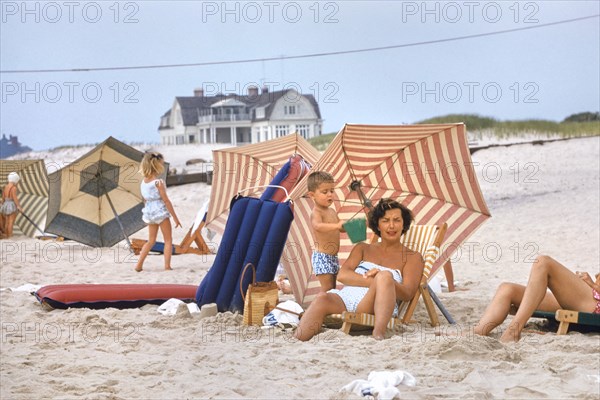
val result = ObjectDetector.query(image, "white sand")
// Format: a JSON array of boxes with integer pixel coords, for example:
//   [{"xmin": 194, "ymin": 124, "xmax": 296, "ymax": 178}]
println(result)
[{"xmin": 1, "ymin": 137, "xmax": 599, "ymax": 399}]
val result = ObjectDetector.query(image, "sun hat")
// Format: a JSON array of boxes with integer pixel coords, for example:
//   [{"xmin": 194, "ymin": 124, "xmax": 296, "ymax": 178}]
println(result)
[{"xmin": 7, "ymin": 172, "xmax": 20, "ymax": 183}]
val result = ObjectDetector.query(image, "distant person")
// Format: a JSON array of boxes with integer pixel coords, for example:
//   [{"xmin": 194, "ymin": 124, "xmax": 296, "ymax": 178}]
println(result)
[
  {"xmin": 295, "ymin": 199, "xmax": 423, "ymax": 341},
  {"xmin": 307, "ymin": 171, "xmax": 345, "ymax": 292},
  {"xmin": 135, "ymin": 152, "xmax": 181, "ymax": 272},
  {"xmin": 0, "ymin": 172, "xmax": 23, "ymax": 238},
  {"xmin": 474, "ymin": 255, "xmax": 600, "ymax": 342}
]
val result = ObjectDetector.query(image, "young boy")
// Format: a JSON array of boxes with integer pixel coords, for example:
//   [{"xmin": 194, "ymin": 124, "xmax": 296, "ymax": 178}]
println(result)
[{"xmin": 307, "ymin": 171, "xmax": 345, "ymax": 292}]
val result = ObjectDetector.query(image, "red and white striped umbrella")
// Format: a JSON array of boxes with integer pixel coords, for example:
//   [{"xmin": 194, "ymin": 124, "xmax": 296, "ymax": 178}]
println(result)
[
  {"xmin": 281, "ymin": 123, "xmax": 491, "ymax": 307},
  {"xmin": 205, "ymin": 133, "xmax": 321, "ymax": 234}
]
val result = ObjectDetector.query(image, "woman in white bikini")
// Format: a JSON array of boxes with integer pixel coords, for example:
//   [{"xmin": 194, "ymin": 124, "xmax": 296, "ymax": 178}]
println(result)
[{"xmin": 295, "ymin": 198, "xmax": 424, "ymax": 341}]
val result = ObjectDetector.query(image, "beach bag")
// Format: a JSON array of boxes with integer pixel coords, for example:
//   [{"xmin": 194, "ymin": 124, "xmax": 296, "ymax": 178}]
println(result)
[{"xmin": 240, "ymin": 263, "xmax": 279, "ymax": 326}]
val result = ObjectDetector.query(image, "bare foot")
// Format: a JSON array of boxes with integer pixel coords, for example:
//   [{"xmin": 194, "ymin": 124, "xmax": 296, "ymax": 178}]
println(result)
[
  {"xmin": 165, "ymin": 266, "xmax": 173, "ymax": 271},
  {"xmin": 135, "ymin": 266, "xmax": 143, "ymax": 272},
  {"xmin": 372, "ymin": 329, "xmax": 387, "ymax": 340},
  {"xmin": 499, "ymin": 325, "xmax": 521, "ymax": 343}
]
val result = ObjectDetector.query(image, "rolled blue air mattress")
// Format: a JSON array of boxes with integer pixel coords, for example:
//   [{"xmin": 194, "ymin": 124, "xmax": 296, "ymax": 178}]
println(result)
[{"xmin": 195, "ymin": 195, "xmax": 294, "ymax": 312}]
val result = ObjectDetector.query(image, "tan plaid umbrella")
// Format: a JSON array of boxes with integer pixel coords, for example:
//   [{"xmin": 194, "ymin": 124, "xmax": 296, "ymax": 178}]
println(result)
[
  {"xmin": 282, "ymin": 123, "xmax": 491, "ymax": 306},
  {"xmin": 0, "ymin": 160, "xmax": 49, "ymax": 237},
  {"xmin": 205, "ymin": 133, "xmax": 321, "ymax": 234},
  {"xmin": 45, "ymin": 137, "xmax": 166, "ymax": 247}
]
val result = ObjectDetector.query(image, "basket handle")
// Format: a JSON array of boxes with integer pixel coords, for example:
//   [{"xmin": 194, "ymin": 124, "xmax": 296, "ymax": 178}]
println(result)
[{"xmin": 239, "ymin": 262, "xmax": 256, "ymax": 302}]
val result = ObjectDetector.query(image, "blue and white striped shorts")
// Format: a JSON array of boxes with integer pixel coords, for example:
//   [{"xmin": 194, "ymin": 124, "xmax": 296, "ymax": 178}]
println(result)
[{"xmin": 312, "ymin": 251, "xmax": 340, "ymax": 275}]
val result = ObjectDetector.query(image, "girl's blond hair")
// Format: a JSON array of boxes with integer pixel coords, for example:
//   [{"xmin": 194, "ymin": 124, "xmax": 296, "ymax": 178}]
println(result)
[{"xmin": 140, "ymin": 152, "xmax": 165, "ymax": 178}]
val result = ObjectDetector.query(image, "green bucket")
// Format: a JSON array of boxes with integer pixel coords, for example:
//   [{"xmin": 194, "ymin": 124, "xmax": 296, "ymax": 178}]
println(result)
[{"xmin": 343, "ymin": 217, "xmax": 367, "ymax": 243}]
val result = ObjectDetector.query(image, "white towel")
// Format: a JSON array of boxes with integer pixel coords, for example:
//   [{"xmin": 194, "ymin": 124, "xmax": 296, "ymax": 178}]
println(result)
[
  {"xmin": 0, "ymin": 283, "xmax": 42, "ymax": 293},
  {"xmin": 340, "ymin": 370, "xmax": 416, "ymax": 400},
  {"xmin": 157, "ymin": 298, "xmax": 200, "ymax": 316}
]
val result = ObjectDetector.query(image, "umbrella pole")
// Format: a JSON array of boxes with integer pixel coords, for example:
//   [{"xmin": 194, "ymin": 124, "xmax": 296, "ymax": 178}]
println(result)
[
  {"xmin": 350, "ymin": 180, "xmax": 373, "ymax": 210},
  {"xmin": 99, "ymin": 182, "xmax": 134, "ymax": 251},
  {"xmin": 427, "ymin": 285, "xmax": 456, "ymax": 324},
  {"xmin": 20, "ymin": 211, "xmax": 46, "ymax": 236}
]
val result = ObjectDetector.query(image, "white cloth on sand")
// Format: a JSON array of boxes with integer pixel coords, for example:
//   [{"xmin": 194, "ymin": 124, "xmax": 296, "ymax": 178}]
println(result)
[
  {"xmin": 340, "ymin": 370, "xmax": 416, "ymax": 400},
  {"xmin": 0, "ymin": 283, "xmax": 42, "ymax": 293},
  {"xmin": 157, "ymin": 298, "xmax": 200, "ymax": 315},
  {"xmin": 262, "ymin": 300, "xmax": 304, "ymax": 326}
]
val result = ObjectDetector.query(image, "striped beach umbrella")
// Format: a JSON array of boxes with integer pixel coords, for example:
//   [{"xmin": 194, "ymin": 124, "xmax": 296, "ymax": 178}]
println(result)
[
  {"xmin": 45, "ymin": 137, "xmax": 164, "ymax": 248},
  {"xmin": 282, "ymin": 123, "xmax": 491, "ymax": 306},
  {"xmin": 0, "ymin": 160, "xmax": 49, "ymax": 237},
  {"xmin": 205, "ymin": 133, "xmax": 321, "ymax": 234}
]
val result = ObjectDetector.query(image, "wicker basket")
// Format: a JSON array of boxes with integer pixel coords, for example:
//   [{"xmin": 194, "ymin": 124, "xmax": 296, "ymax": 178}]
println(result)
[{"xmin": 240, "ymin": 263, "xmax": 279, "ymax": 326}]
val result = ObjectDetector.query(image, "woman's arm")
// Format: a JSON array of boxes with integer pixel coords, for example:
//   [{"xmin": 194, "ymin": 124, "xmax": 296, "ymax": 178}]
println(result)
[
  {"xmin": 156, "ymin": 180, "xmax": 181, "ymax": 227},
  {"xmin": 394, "ymin": 251, "xmax": 424, "ymax": 301},
  {"xmin": 578, "ymin": 271, "xmax": 600, "ymax": 293},
  {"xmin": 337, "ymin": 243, "xmax": 371, "ymax": 287}
]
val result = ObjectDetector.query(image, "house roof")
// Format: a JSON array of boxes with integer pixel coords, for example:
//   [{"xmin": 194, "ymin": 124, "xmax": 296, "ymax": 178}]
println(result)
[{"xmin": 162, "ymin": 89, "xmax": 321, "ymax": 127}]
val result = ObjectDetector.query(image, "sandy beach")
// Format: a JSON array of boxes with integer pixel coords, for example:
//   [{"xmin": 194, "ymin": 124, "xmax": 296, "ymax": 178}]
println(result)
[{"xmin": 1, "ymin": 136, "xmax": 599, "ymax": 399}]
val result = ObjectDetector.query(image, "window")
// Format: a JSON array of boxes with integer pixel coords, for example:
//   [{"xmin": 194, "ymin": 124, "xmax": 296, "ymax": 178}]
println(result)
[
  {"xmin": 284, "ymin": 105, "xmax": 296, "ymax": 115},
  {"xmin": 275, "ymin": 125, "xmax": 289, "ymax": 138},
  {"xmin": 296, "ymin": 124, "xmax": 309, "ymax": 138}
]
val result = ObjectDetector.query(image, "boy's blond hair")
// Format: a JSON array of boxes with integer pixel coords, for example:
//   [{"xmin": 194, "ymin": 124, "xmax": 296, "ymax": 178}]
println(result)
[
  {"xmin": 307, "ymin": 171, "xmax": 334, "ymax": 192},
  {"xmin": 140, "ymin": 152, "xmax": 165, "ymax": 178}
]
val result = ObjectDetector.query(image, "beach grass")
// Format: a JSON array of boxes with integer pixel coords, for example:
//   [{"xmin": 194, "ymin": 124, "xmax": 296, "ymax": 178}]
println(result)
[{"xmin": 308, "ymin": 115, "xmax": 600, "ymax": 150}]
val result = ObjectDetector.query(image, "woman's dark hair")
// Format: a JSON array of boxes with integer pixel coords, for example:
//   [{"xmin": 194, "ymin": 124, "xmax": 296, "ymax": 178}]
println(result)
[{"xmin": 367, "ymin": 198, "xmax": 413, "ymax": 237}]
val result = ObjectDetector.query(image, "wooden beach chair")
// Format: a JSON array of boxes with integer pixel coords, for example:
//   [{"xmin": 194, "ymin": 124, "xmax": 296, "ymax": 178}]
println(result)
[
  {"xmin": 532, "ymin": 309, "xmax": 600, "ymax": 335},
  {"xmin": 131, "ymin": 208, "xmax": 212, "ymax": 256},
  {"xmin": 330, "ymin": 223, "xmax": 448, "ymax": 334}
]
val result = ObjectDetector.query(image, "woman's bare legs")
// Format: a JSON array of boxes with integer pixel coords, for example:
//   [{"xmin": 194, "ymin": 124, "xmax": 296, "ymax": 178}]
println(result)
[
  {"xmin": 159, "ymin": 218, "xmax": 173, "ymax": 270},
  {"xmin": 355, "ymin": 271, "xmax": 397, "ymax": 340},
  {"xmin": 475, "ymin": 255, "xmax": 597, "ymax": 342},
  {"xmin": 294, "ymin": 292, "xmax": 346, "ymax": 341},
  {"xmin": 135, "ymin": 224, "xmax": 159, "ymax": 272},
  {"xmin": 473, "ymin": 282, "xmax": 558, "ymax": 337},
  {"xmin": 5, "ymin": 212, "xmax": 17, "ymax": 238},
  {"xmin": 500, "ymin": 255, "xmax": 597, "ymax": 342}
]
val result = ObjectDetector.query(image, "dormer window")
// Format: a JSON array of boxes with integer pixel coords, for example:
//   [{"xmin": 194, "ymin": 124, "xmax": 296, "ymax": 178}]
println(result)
[{"xmin": 284, "ymin": 105, "xmax": 296, "ymax": 115}]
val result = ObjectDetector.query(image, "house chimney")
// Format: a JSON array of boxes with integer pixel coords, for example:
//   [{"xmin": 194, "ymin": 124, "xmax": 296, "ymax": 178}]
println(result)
[
  {"xmin": 247, "ymin": 86, "xmax": 259, "ymax": 97},
  {"xmin": 193, "ymin": 88, "xmax": 204, "ymax": 97}
]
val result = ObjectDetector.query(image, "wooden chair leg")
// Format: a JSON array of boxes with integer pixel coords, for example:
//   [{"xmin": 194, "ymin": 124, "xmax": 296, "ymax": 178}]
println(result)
[
  {"xmin": 556, "ymin": 321, "xmax": 570, "ymax": 335},
  {"xmin": 341, "ymin": 321, "xmax": 352, "ymax": 334},
  {"xmin": 401, "ymin": 292, "xmax": 421, "ymax": 324},
  {"xmin": 421, "ymin": 286, "xmax": 440, "ymax": 327}
]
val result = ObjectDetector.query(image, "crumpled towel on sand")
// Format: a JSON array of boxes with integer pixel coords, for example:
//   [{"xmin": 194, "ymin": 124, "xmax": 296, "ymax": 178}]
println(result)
[
  {"xmin": 0, "ymin": 283, "xmax": 42, "ymax": 293},
  {"xmin": 340, "ymin": 370, "xmax": 416, "ymax": 400},
  {"xmin": 157, "ymin": 298, "xmax": 200, "ymax": 316}
]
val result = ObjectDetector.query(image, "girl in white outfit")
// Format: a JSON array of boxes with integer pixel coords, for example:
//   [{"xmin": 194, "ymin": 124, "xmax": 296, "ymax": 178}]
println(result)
[
  {"xmin": 135, "ymin": 152, "xmax": 181, "ymax": 272},
  {"xmin": 0, "ymin": 172, "xmax": 23, "ymax": 238}
]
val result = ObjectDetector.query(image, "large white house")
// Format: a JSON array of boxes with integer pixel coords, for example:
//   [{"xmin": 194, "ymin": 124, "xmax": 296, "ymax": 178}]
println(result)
[{"xmin": 158, "ymin": 86, "xmax": 323, "ymax": 145}]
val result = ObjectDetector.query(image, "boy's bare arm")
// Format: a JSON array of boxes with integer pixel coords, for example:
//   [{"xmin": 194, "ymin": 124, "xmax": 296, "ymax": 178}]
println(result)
[{"xmin": 311, "ymin": 211, "xmax": 343, "ymax": 233}]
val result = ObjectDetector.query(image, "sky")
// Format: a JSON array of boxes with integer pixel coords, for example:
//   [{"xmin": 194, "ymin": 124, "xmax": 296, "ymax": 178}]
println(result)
[{"xmin": 1, "ymin": 0, "xmax": 599, "ymax": 151}]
